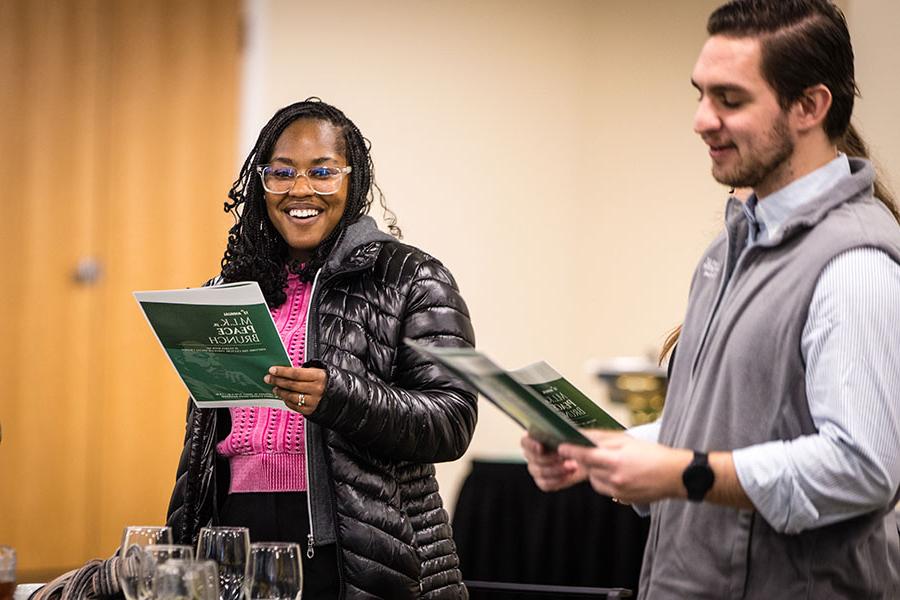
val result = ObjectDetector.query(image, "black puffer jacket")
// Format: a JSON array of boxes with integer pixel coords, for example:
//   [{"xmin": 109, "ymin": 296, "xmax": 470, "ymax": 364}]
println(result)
[{"xmin": 166, "ymin": 217, "xmax": 477, "ymax": 599}]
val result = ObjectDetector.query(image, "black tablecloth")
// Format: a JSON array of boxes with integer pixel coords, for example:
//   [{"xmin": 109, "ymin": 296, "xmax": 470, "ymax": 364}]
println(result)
[{"xmin": 452, "ymin": 460, "xmax": 650, "ymax": 598}]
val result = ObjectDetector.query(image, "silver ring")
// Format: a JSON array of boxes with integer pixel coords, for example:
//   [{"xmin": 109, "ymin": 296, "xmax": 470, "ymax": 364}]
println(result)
[{"xmin": 297, "ymin": 393, "xmax": 306, "ymax": 407}]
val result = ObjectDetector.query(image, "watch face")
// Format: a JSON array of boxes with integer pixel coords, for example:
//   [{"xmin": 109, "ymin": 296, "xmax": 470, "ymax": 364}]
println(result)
[{"xmin": 683, "ymin": 455, "xmax": 715, "ymax": 501}]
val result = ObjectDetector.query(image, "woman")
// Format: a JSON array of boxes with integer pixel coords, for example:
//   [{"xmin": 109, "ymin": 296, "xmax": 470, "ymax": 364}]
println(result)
[{"xmin": 166, "ymin": 99, "xmax": 477, "ymax": 599}]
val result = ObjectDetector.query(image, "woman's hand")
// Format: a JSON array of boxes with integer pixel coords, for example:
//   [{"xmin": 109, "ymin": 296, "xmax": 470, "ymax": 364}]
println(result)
[
  {"xmin": 264, "ymin": 366, "xmax": 328, "ymax": 416},
  {"xmin": 521, "ymin": 434, "xmax": 588, "ymax": 492}
]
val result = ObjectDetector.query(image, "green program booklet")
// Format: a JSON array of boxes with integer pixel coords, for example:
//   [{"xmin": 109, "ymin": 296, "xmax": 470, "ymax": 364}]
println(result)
[
  {"xmin": 405, "ymin": 339, "xmax": 624, "ymax": 448},
  {"xmin": 134, "ymin": 281, "xmax": 292, "ymax": 408}
]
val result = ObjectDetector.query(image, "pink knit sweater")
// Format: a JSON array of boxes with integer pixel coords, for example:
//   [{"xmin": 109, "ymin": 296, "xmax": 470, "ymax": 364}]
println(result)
[{"xmin": 216, "ymin": 273, "xmax": 312, "ymax": 493}]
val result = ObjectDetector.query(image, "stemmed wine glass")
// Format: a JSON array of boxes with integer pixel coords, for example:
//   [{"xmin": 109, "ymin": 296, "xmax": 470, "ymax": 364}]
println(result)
[
  {"xmin": 136, "ymin": 544, "xmax": 194, "ymax": 600},
  {"xmin": 247, "ymin": 543, "xmax": 303, "ymax": 600},
  {"xmin": 117, "ymin": 526, "xmax": 173, "ymax": 600},
  {"xmin": 196, "ymin": 526, "xmax": 251, "ymax": 600},
  {"xmin": 152, "ymin": 559, "xmax": 220, "ymax": 600}
]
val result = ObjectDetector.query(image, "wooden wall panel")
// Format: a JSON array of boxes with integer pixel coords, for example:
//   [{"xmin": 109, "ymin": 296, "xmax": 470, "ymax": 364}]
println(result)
[
  {"xmin": 0, "ymin": 0, "xmax": 100, "ymax": 572},
  {"xmin": 92, "ymin": 0, "xmax": 238, "ymax": 551},
  {"xmin": 0, "ymin": 0, "xmax": 239, "ymax": 578}
]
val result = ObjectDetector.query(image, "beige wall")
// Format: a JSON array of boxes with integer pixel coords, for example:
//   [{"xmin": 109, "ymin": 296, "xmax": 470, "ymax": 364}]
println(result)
[
  {"xmin": 241, "ymin": 0, "xmax": 899, "ymax": 511},
  {"xmin": 847, "ymin": 0, "xmax": 900, "ymax": 198}
]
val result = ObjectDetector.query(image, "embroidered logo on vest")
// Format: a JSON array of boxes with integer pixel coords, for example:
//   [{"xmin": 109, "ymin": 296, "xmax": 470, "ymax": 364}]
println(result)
[{"xmin": 701, "ymin": 257, "xmax": 721, "ymax": 279}]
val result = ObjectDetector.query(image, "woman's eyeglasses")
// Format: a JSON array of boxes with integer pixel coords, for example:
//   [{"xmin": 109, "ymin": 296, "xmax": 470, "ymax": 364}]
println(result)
[{"xmin": 255, "ymin": 164, "xmax": 352, "ymax": 196}]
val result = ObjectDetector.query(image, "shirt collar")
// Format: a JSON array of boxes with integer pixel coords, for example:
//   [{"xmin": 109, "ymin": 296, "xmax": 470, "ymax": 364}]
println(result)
[{"xmin": 745, "ymin": 153, "xmax": 851, "ymax": 242}]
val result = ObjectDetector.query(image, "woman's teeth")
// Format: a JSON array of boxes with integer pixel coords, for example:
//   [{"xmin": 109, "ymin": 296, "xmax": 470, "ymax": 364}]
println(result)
[{"xmin": 288, "ymin": 208, "xmax": 321, "ymax": 219}]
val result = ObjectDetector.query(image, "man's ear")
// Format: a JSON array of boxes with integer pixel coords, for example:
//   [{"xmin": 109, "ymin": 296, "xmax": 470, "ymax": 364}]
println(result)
[{"xmin": 791, "ymin": 84, "xmax": 832, "ymax": 133}]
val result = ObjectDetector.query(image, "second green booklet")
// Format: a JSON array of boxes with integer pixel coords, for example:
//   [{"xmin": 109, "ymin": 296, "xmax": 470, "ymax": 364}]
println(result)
[{"xmin": 406, "ymin": 339, "xmax": 624, "ymax": 447}]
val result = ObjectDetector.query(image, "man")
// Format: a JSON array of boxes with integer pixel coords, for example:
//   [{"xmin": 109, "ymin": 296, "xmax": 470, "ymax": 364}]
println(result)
[{"xmin": 522, "ymin": 1, "xmax": 900, "ymax": 598}]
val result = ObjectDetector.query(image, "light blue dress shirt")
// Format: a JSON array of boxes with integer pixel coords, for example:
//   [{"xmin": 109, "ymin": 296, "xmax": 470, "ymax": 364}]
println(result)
[{"xmin": 631, "ymin": 155, "xmax": 900, "ymax": 533}]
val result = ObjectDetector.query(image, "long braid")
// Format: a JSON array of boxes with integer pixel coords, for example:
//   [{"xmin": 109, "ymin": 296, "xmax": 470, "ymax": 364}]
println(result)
[
  {"xmin": 838, "ymin": 124, "xmax": 900, "ymax": 224},
  {"xmin": 220, "ymin": 98, "xmax": 400, "ymax": 307}
]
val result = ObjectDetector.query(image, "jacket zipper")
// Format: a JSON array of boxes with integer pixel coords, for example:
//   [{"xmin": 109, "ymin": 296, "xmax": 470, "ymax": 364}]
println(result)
[
  {"xmin": 209, "ymin": 411, "xmax": 220, "ymax": 526},
  {"xmin": 305, "ymin": 258, "xmax": 375, "ymax": 598},
  {"xmin": 301, "ymin": 240, "xmax": 382, "ymax": 598},
  {"xmin": 299, "ymin": 259, "xmax": 373, "ymax": 558},
  {"xmin": 308, "ymin": 266, "xmax": 358, "ymax": 599},
  {"xmin": 302, "ymin": 268, "xmax": 322, "ymax": 559},
  {"xmin": 207, "ymin": 276, "xmax": 223, "ymax": 532}
]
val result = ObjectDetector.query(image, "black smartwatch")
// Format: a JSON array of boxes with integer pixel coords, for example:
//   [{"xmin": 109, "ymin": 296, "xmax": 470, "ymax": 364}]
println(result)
[{"xmin": 682, "ymin": 451, "xmax": 715, "ymax": 502}]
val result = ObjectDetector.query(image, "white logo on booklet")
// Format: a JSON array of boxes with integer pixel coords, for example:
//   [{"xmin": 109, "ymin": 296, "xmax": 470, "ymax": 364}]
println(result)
[{"xmin": 701, "ymin": 257, "xmax": 721, "ymax": 279}]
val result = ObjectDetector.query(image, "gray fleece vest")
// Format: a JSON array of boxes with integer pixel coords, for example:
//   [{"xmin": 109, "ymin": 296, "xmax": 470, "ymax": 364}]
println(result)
[{"xmin": 639, "ymin": 158, "xmax": 900, "ymax": 599}]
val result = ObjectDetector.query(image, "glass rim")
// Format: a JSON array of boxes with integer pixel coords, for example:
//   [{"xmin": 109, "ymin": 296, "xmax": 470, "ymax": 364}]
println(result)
[
  {"xmin": 143, "ymin": 543, "xmax": 194, "ymax": 553},
  {"xmin": 156, "ymin": 558, "xmax": 216, "ymax": 566},
  {"xmin": 249, "ymin": 541, "xmax": 301, "ymax": 549}
]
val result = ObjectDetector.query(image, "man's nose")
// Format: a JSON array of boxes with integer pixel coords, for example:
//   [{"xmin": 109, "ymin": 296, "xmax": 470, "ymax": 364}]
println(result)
[{"xmin": 693, "ymin": 98, "xmax": 721, "ymax": 135}]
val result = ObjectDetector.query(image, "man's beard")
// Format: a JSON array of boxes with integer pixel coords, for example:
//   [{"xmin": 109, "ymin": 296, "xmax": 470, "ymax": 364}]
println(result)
[{"xmin": 713, "ymin": 116, "xmax": 794, "ymax": 190}]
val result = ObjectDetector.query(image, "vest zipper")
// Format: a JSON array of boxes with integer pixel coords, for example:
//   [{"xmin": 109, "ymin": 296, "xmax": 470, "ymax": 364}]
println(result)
[
  {"xmin": 691, "ymin": 224, "xmax": 735, "ymax": 378},
  {"xmin": 691, "ymin": 221, "xmax": 758, "ymax": 382},
  {"xmin": 302, "ymin": 268, "xmax": 322, "ymax": 560},
  {"xmin": 679, "ymin": 216, "xmax": 760, "ymax": 442}
]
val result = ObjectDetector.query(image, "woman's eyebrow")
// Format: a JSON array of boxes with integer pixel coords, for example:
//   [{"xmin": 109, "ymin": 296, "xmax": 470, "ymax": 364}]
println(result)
[{"xmin": 270, "ymin": 155, "xmax": 337, "ymax": 165}]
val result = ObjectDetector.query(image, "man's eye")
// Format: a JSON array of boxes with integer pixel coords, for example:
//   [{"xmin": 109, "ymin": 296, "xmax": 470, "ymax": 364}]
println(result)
[
  {"xmin": 271, "ymin": 167, "xmax": 296, "ymax": 179},
  {"xmin": 308, "ymin": 167, "xmax": 337, "ymax": 179},
  {"xmin": 721, "ymin": 96, "xmax": 742, "ymax": 108}
]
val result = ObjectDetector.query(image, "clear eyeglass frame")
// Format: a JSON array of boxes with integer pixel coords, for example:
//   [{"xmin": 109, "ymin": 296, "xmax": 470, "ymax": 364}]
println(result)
[{"xmin": 255, "ymin": 164, "xmax": 352, "ymax": 196}]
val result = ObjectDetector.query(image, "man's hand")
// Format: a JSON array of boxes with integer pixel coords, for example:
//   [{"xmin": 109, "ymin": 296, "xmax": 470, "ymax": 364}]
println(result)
[
  {"xmin": 521, "ymin": 434, "xmax": 588, "ymax": 491},
  {"xmin": 557, "ymin": 430, "xmax": 692, "ymax": 504}
]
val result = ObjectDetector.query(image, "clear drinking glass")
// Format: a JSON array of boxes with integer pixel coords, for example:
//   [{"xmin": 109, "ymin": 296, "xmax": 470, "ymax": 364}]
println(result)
[
  {"xmin": 118, "ymin": 526, "xmax": 173, "ymax": 600},
  {"xmin": 153, "ymin": 559, "xmax": 219, "ymax": 600},
  {"xmin": 0, "ymin": 546, "xmax": 15, "ymax": 600},
  {"xmin": 247, "ymin": 543, "xmax": 303, "ymax": 600},
  {"xmin": 136, "ymin": 544, "xmax": 195, "ymax": 600},
  {"xmin": 196, "ymin": 527, "xmax": 251, "ymax": 600}
]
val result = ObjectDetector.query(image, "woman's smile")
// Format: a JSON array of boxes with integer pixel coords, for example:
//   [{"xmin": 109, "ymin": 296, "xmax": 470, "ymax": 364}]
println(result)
[{"xmin": 264, "ymin": 118, "xmax": 350, "ymax": 262}]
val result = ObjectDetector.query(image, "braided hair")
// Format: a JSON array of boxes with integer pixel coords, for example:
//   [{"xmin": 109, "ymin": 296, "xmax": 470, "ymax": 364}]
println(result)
[{"xmin": 220, "ymin": 98, "xmax": 400, "ymax": 307}]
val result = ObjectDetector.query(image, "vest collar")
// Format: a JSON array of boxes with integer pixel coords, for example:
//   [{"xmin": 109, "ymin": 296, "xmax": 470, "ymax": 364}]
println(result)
[{"xmin": 724, "ymin": 157, "xmax": 875, "ymax": 247}]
